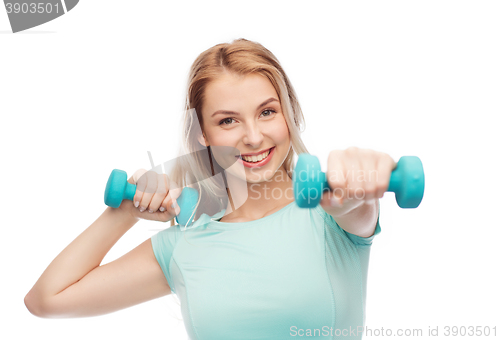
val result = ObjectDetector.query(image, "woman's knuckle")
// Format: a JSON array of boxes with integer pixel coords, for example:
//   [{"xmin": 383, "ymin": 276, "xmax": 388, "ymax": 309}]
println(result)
[
  {"xmin": 345, "ymin": 146, "xmax": 359, "ymax": 155},
  {"xmin": 328, "ymin": 149, "xmax": 339, "ymax": 157},
  {"xmin": 381, "ymin": 153, "xmax": 393, "ymax": 165},
  {"xmin": 156, "ymin": 184, "xmax": 167, "ymax": 195},
  {"xmin": 163, "ymin": 174, "xmax": 171, "ymax": 186},
  {"xmin": 330, "ymin": 179, "xmax": 345, "ymax": 189}
]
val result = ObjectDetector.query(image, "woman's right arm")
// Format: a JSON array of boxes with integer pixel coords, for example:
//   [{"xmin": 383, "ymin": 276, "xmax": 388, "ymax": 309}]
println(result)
[{"xmin": 24, "ymin": 170, "xmax": 181, "ymax": 318}]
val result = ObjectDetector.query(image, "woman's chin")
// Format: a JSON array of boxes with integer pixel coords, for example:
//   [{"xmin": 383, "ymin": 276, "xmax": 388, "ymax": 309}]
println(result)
[{"xmin": 245, "ymin": 169, "xmax": 276, "ymax": 183}]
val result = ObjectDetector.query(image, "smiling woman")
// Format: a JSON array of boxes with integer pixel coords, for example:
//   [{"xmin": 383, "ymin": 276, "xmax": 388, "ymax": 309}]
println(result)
[
  {"xmin": 25, "ymin": 38, "xmax": 381, "ymax": 340},
  {"xmin": 155, "ymin": 38, "xmax": 382, "ymax": 339}
]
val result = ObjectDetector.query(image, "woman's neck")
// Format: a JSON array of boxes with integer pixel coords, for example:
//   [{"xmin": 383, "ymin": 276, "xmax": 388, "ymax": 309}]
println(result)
[{"xmin": 220, "ymin": 167, "xmax": 294, "ymax": 222}]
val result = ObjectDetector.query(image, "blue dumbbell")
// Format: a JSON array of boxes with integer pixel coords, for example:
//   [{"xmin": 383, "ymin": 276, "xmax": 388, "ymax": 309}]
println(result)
[
  {"xmin": 104, "ymin": 169, "xmax": 199, "ymax": 226},
  {"xmin": 293, "ymin": 154, "xmax": 425, "ymax": 208}
]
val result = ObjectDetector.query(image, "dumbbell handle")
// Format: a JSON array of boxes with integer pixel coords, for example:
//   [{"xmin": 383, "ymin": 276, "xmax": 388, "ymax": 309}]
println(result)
[
  {"xmin": 104, "ymin": 169, "xmax": 198, "ymax": 226},
  {"xmin": 293, "ymin": 155, "xmax": 425, "ymax": 208}
]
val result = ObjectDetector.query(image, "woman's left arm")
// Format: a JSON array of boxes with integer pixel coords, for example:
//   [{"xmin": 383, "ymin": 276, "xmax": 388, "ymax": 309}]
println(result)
[{"xmin": 319, "ymin": 147, "xmax": 396, "ymax": 238}]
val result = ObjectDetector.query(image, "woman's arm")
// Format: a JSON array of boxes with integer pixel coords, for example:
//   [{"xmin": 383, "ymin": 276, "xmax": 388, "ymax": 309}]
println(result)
[
  {"xmin": 24, "ymin": 206, "xmax": 171, "ymax": 318},
  {"xmin": 319, "ymin": 147, "xmax": 395, "ymax": 237}
]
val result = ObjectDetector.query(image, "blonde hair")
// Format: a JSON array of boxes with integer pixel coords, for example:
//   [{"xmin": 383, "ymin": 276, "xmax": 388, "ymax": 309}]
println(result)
[{"xmin": 169, "ymin": 38, "xmax": 309, "ymax": 224}]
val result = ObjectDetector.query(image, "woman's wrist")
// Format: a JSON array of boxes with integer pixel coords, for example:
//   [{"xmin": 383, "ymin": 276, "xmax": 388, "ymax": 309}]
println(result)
[{"xmin": 109, "ymin": 202, "xmax": 140, "ymax": 228}]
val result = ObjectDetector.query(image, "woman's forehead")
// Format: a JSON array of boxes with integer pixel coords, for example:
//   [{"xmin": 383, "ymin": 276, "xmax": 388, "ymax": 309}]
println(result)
[{"xmin": 203, "ymin": 73, "xmax": 279, "ymax": 116}]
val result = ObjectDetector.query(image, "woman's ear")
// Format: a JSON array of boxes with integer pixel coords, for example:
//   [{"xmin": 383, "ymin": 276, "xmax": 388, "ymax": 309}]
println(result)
[{"xmin": 197, "ymin": 133, "xmax": 209, "ymax": 147}]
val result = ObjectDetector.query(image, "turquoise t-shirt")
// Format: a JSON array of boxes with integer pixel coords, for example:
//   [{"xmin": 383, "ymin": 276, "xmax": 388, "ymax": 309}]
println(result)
[{"xmin": 151, "ymin": 201, "xmax": 381, "ymax": 340}]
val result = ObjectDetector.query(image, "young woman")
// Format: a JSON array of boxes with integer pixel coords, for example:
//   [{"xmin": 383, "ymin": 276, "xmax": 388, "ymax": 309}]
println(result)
[{"xmin": 25, "ymin": 38, "xmax": 395, "ymax": 339}]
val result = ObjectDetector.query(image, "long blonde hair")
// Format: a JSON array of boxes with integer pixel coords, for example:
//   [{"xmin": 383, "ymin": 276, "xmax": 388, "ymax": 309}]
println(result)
[{"xmin": 169, "ymin": 38, "xmax": 309, "ymax": 223}]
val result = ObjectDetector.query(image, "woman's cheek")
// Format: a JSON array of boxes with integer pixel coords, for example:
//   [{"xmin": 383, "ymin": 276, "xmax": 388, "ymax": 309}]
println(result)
[
  {"xmin": 211, "ymin": 129, "xmax": 236, "ymax": 145},
  {"xmin": 274, "ymin": 118, "xmax": 290, "ymax": 144}
]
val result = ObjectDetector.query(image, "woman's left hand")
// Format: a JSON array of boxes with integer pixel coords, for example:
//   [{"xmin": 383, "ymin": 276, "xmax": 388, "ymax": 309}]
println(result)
[{"xmin": 319, "ymin": 147, "xmax": 397, "ymax": 217}]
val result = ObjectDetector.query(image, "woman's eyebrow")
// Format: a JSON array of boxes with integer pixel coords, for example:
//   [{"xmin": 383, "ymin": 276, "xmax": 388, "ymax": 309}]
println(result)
[{"xmin": 211, "ymin": 97, "xmax": 279, "ymax": 117}]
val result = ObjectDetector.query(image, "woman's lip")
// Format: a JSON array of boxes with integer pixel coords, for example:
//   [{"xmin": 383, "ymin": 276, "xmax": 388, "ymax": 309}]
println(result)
[
  {"xmin": 236, "ymin": 147, "xmax": 275, "ymax": 168},
  {"xmin": 237, "ymin": 147, "xmax": 274, "ymax": 158}
]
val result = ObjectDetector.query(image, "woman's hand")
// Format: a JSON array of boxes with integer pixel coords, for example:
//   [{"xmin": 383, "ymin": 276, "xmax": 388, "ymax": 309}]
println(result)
[
  {"xmin": 319, "ymin": 147, "xmax": 396, "ymax": 218},
  {"xmin": 118, "ymin": 169, "xmax": 182, "ymax": 222}
]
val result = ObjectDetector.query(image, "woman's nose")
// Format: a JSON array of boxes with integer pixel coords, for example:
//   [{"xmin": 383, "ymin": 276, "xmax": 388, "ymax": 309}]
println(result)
[{"xmin": 242, "ymin": 122, "xmax": 264, "ymax": 146}]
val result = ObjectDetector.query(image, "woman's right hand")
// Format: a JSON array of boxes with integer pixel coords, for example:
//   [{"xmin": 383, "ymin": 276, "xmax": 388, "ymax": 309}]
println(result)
[{"xmin": 118, "ymin": 169, "xmax": 182, "ymax": 222}]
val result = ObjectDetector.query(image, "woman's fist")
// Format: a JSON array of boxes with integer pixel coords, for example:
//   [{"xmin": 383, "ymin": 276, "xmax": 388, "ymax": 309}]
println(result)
[
  {"xmin": 320, "ymin": 147, "xmax": 396, "ymax": 217},
  {"xmin": 118, "ymin": 169, "xmax": 182, "ymax": 222}
]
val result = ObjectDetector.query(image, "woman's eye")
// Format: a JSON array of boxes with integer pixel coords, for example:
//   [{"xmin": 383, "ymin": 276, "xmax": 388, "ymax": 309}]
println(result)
[
  {"xmin": 261, "ymin": 109, "xmax": 276, "ymax": 117},
  {"xmin": 219, "ymin": 118, "xmax": 235, "ymax": 125},
  {"xmin": 219, "ymin": 109, "xmax": 276, "ymax": 126}
]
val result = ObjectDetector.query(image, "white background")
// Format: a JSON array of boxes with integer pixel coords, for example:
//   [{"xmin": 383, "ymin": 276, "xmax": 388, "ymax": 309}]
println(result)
[{"xmin": 1, "ymin": 1, "xmax": 499, "ymax": 339}]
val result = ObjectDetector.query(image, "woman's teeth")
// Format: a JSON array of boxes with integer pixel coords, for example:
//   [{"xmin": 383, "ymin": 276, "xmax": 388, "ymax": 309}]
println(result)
[{"xmin": 241, "ymin": 148, "xmax": 271, "ymax": 162}]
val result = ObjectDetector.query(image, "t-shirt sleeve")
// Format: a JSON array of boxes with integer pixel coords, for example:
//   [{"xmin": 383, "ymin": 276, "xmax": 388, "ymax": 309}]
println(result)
[
  {"xmin": 343, "ymin": 216, "xmax": 381, "ymax": 246},
  {"xmin": 150, "ymin": 226, "xmax": 181, "ymax": 294},
  {"xmin": 314, "ymin": 203, "xmax": 382, "ymax": 247}
]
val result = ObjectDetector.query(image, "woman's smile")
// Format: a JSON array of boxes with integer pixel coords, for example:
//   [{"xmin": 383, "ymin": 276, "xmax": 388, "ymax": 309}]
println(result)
[{"xmin": 236, "ymin": 146, "xmax": 275, "ymax": 168}]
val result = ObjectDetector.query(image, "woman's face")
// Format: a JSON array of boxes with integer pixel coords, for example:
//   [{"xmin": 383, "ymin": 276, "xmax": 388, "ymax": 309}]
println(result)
[{"xmin": 199, "ymin": 72, "xmax": 291, "ymax": 184}]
